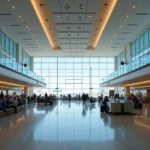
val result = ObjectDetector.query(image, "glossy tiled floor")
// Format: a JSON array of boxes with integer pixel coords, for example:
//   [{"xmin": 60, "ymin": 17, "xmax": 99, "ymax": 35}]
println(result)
[{"xmin": 1, "ymin": 101, "xmax": 150, "ymax": 150}]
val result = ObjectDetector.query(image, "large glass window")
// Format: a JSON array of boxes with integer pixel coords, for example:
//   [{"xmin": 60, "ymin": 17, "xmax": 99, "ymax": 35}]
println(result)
[
  {"xmin": 131, "ymin": 28, "xmax": 150, "ymax": 61},
  {"xmin": 33, "ymin": 57, "xmax": 114, "ymax": 97},
  {"xmin": 116, "ymin": 50, "xmax": 125, "ymax": 69},
  {"xmin": 1, "ymin": 31, "xmax": 17, "ymax": 61},
  {"xmin": 23, "ymin": 50, "xmax": 31, "ymax": 69}
]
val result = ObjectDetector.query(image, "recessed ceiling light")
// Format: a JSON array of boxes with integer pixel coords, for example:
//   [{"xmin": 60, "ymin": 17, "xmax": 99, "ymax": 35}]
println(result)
[
  {"xmin": 18, "ymin": 15, "xmax": 21, "ymax": 18},
  {"xmin": 12, "ymin": 6, "xmax": 15, "ymax": 9},
  {"xmin": 133, "ymin": 5, "xmax": 136, "ymax": 8},
  {"xmin": 57, "ymin": 16, "xmax": 59, "ymax": 18},
  {"xmin": 88, "ymin": 16, "xmax": 91, "ymax": 18},
  {"xmin": 126, "ymin": 15, "xmax": 129, "ymax": 18},
  {"xmin": 7, "ymin": 0, "xmax": 10, "ymax": 2},
  {"xmin": 22, "ymin": 19, "xmax": 24, "ymax": 22},
  {"xmin": 26, "ymin": 26, "xmax": 29, "ymax": 29},
  {"xmin": 120, "ymin": 26, "xmax": 122, "ymax": 28}
]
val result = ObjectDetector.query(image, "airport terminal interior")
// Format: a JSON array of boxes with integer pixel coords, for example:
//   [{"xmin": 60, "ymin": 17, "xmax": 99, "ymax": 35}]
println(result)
[{"xmin": 0, "ymin": 0, "xmax": 150, "ymax": 149}]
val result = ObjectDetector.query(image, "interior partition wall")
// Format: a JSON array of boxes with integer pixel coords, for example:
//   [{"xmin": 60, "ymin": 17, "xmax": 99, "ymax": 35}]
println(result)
[{"xmin": 33, "ymin": 57, "xmax": 114, "ymax": 97}]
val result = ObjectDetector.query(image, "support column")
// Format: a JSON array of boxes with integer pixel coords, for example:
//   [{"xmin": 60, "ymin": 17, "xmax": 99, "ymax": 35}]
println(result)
[
  {"xmin": 24, "ymin": 87, "xmax": 29, "ymax": 105},
  {"xmin": 125, "ymin": 43, "xmax": 131, "ymax": 64},
  {"xmin": 24, "ymin": 87, "xmax": 29, "ymax": 96},
  {"xmin": 125, "ymin": 87, "xmax": 130, "ymax": 97},
  {"xmin": 6, "ymin": 90, "xmax": 9, "ymax": 96},
  {"xmin": 30, "ymin": 57, "xmax": 34, "ymax": 71},
  {"xmin": 16, "ymin": 44, "xmax": 23, "ymax": 64},
  {"xmin": 146, "ymin": 90, "xmax": 150, "ymax": 98}
]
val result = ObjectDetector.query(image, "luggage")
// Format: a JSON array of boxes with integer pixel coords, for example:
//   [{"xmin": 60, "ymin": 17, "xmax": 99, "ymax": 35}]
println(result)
[{"xmin": 100, "ymin": 105, "xmax": 105, "ymax": 112}]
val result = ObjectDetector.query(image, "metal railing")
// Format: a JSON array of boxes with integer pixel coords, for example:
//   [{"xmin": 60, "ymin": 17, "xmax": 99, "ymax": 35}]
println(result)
[
  {"xmin": 101, "ymin": 52, "xmax": 150, "ymax": 83},
  {"xmin": 0, "ymin": 51, "xmax": 46, "ymax": 84}
]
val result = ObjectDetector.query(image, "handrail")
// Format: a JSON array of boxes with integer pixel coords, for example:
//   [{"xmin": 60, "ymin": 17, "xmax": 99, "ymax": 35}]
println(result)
[
  {"xmin": 101, "ymin": 51, "xmax": 150, "ymax": 83},
  {"xmin": 0, "ymin": 50, "xmax": 46, "ymax": 84}
]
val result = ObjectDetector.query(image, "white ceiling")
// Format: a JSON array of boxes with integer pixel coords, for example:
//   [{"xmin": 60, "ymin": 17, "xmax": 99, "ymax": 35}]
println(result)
[{"xmin": 0, "ymin": 0, "xmax": 150, "ymax": 57}]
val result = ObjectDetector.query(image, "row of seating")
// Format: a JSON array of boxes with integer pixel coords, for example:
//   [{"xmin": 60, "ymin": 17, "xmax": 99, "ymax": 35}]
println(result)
[
  {"xmin": 37, "ymin": 96, "xmax": 57, "ymax": 105},
  {"xmin": 0, "ymin": 105, "xmax": 26, "ymax": 117}
]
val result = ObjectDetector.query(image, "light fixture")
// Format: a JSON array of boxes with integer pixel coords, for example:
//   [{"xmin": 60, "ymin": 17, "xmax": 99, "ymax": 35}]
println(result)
[
  {"xmin": 19, "ymin": 15, "xmax": 21, "ymax": 18},
  {"xmin": 7, "ymin": 0, "xmax": 10, "ymax": 2},
  {"xmin": 22, "ymin": 19, "xmax": 24, "ymax": 22},
  {"xmin": 126, "ymin": 15, "xmax": 129, "ymax": 18},
  {"xmin": 125, "ymin": 80, "xmax": 150, "ymax": 87},
  {"xmin": 120, "ymin": 26, "xmax": 122, "ymax": 28},
  {"xmin": 12, "ymin": 6, "xmax": 15, "ymax": 9},
  {"xmin": 133, "ymin": 5, "xmax": 136, "ymax": 8},
  {"xmin": 88, "ymin": 16, "xmax": 91, "ymax": 18},
  {"xmin": 57, "ymin": 16, "xmax": 59, "ymax": 18},
  {"xmin": 90, "ymin": 0, "xmax": 118, "ymax": 49},
  {"xmin": 0, "ymin": 81, "xmax": 25, "ymax": 87},
  {"xmin": 26, "ymin": 26, "xmax": 29, "ymax": 29}
]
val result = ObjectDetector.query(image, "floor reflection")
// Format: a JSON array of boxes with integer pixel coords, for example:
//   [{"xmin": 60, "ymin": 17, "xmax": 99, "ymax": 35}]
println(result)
[{"xmin": 1, "ymin": 101, "xmax": 150, "ymax": 150}]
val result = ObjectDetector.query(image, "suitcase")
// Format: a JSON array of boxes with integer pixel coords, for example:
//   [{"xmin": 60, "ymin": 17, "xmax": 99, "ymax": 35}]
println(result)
[{"xmin": 100, "ymin": 105, "xmax": 105, "ymax": 112}]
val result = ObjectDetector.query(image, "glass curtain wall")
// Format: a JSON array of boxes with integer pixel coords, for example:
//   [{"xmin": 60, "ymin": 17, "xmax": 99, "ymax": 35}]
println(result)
[
  {"xmin": 33, "ymin": 57, "xmax": 114, "ymax": 97},
  {"xmin": 1, "ymin": 31, "xmax": 17, "ymax": 61},
  {"xmin": 116, "ymin": 50, "xmax": 125, "ymax": 69},
  {"xmin": 131, "ymin": 28, "xmax": 150, "ymax": 66},
  {"xmin": 23, "ymin": 50, "xmax": 31, "ymax": 69}
]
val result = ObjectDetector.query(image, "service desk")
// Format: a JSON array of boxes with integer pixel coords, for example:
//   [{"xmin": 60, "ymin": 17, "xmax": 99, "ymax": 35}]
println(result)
[{"xmin": 107, "ymin": 100, "xmax": 134, "ymax": 114}]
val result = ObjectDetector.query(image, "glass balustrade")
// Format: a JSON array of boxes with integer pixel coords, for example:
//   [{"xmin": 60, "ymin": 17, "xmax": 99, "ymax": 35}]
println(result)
[
  {"xmin": 0, "ymin": 52, "xmax": 46, "ymax": 84},
  {"xmin": 101, "ymin": 52, "xmax": 150, "ymax": 83}
]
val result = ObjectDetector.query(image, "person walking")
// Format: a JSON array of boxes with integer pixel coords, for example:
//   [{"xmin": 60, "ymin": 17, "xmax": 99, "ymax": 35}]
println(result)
[{"xmin": 68, "ymin": 93, "xmax": 71, "ymax": 102}]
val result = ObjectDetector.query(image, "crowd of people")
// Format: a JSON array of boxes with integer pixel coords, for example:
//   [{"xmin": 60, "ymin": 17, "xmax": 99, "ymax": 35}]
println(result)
[
  {"xmin": 37, "ymin": 93, "xmax": 57, "ymax": 105},
  {"xmin": 0, "ymin": 91, "xmax": 26, "ymax": 115}
]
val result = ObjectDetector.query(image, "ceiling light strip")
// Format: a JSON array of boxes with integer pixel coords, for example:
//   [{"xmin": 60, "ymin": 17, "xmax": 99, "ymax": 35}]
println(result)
[
  {"xmin": 92, "ymin": 0, "xmax": 118, "ymax": 49},
  {"xmin": 0, "ymin": 81, "xmax": 25, "ymax": 87},
  {"xmin": 30, "ymin": 0, "xmax": 59, "ymax": 50}
]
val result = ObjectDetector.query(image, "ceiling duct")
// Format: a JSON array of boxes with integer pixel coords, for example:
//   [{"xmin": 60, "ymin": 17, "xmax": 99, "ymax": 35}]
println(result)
[
  {"xmin": 136, "ymin": 13, "xmax": 148, "ymax": 16},
  {"xmin": 10, "ymin": 25, "xmax": 21, "ymax": 26},
  {"xmin": 128, "ymin": 24, "xmax": 138, "ymax": 26},
  {"xmin": 0, "ymin": 13, "xmax": 12, "ymax": 16}
]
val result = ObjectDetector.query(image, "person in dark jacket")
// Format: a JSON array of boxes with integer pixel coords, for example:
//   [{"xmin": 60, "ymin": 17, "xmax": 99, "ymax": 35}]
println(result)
[
  {"xmin": 68, "ymin": 94, "xmax": 71, "ymax": 102},
  {"xmin": 82, "ymin": 93, "xmax": 86, "ymax": 105},
  {"xmin": 103, "ymin": 96, "xmax": 109, "ymax": 112}
]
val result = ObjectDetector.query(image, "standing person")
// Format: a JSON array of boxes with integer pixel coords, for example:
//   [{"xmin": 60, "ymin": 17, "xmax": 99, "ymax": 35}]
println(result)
[
  {"xmin": 34, "ymin": 93, "xmax": 36, "ymax": 100},
  {"xmin": 45, "ymin": 92, "xmax": 48, "ymax": 105},
  {"xmin": 82, "ymin": 93, "xmax": 86, "ymax": 106},
  {"xmin": 68, "ymin": 93, "xmax": 71, "ymax": 102},
  {"xmin": 79, "ymin": 94, "xmax": 80, "ymax": 100},
  {"xmin": 60, "ymin": 94, "xmax": 62, "ymax": 100}
]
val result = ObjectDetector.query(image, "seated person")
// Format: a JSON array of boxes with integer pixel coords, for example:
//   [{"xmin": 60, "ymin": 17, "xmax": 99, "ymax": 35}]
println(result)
[
  {"xmin": 8, "ymin": 97, "xmax": 18, "ymax": 113},
  {"xmin": 89, "ymin": 96, "xmax": 96, "ymax": 103},
  {"xmin": 0, "ymin": 96, "xmax": 9, "ymax": 115}
]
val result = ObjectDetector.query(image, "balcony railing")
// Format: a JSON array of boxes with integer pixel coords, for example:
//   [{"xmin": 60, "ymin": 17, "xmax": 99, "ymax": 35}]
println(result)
[
  {"xmin": 101, "ymin": 52, "xmax": 150, "ymax": 83},
  {"xmin": 0, "ymin": 52, "xmax": 46, "ymax": 84}
]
